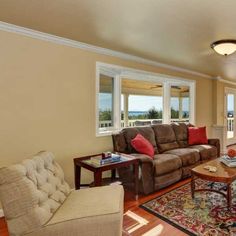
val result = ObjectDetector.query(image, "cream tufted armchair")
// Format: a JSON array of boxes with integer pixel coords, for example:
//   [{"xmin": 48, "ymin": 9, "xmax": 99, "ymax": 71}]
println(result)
[{"xmin": 0, "ymin": 151, "xmax": 124, "ymax": 236}]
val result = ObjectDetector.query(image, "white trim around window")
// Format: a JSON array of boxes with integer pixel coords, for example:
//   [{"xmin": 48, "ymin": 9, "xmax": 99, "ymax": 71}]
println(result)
[{"xmin": 96, "ymin": 62, "xmax": 196, "ymax": 136}]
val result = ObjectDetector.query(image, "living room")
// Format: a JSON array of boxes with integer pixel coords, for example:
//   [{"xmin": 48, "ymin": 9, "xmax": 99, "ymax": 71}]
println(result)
[{"xmin": 0, "ymin": 1, "xmax": 236, "ymax": 236}]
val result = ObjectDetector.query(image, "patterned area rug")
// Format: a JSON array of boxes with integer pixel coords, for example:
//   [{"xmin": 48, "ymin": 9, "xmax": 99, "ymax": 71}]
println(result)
[{"xmin": 140, "ymin": 179, "xmax": 236, "ymax": 236}]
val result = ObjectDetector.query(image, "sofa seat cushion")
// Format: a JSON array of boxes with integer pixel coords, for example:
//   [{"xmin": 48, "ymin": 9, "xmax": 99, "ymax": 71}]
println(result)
[
  {"xmin": 153, "ymin": 154, "xmax": 182, "ymax": 177},
  {"xmin": 164, "ymin": 148, "xmax": 200, "ymax": 167},
  {"xmin": 189, "ymin": 145, "xmax": 217, "ymax": 161}
]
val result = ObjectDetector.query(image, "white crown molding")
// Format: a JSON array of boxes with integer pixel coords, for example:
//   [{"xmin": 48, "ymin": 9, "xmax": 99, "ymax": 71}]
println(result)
[
  {"xmin": 0, "ymin": 21, "xmax": 213, "ymax": 79},
  {"xmin": 216, "ymin": 76, "xmax": 236, "ymax": 86}
]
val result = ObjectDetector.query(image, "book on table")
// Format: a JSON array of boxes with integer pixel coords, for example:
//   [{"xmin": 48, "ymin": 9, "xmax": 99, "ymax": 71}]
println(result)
[
  {"xmin": 90, "ymin": 154, "xmax": 121, "ymax": 165},
  {"xmin": 220, "ymin": 155, "xmax": 236, "ymax": 167}
]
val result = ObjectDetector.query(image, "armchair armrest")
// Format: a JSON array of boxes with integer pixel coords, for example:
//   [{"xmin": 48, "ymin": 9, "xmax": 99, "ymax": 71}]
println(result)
[{"xmin": 208, "ymin": 138, "xmax": 220, "ymax": 157}]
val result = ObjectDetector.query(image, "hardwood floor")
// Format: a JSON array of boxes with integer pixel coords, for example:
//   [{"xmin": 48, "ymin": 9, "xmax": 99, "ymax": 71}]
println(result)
[
  {"xmin": 123, "ymin": 178, "xmax": 190, "ymax": 236},
  {"xmin": 0, "ymin": 216, "xmax": 8, "ymax": 236},
  {"xmin": 0, "ymin": 178, "xmax": 190, "ymax": 236}
]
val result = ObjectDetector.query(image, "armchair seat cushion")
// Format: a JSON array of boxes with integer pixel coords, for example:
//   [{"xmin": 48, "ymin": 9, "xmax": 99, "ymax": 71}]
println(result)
[
  {"xmin": 189, "ymin": 144, "xmax": 217, "ymax": 161},
  {"xmin": 153, "ymin": 154, "xmax": 182, "ymax": 176},
  {"xmin": 48, "ymin": 186, "xmax": 123, "ymax": 224},
  {"xmin": 26, "ymin": 185, "xmax": 124, "ymax": 236},
  {"xmin": 164, "ymin": 148, "xmax": 200, "ymax": 167}
]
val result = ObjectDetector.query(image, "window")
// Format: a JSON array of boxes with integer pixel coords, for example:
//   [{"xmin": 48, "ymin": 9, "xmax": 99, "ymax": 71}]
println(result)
[
  {"xmin": 96, "ymin": 63, "xmax": 195, "ymax": 136},
  {"xmin": 170, "ymin": 85, "xmax": 190, "ymax": 122},
  {"xmin": 227, "ymin": 94, "xmax": 234, "ymax": 139},
  {"xmin": 121, "ymin": 79, "xmax": 163, "ymax": 127},
  {"xmin": 98, "ymin": 74, "xmax": 115, "ymax": 131}
]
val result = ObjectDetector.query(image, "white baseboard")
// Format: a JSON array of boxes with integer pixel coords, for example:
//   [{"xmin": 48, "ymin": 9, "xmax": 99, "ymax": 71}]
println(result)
[{"xmin": 0, "ymin": 209, "xmax": 4, "ymax": 217}]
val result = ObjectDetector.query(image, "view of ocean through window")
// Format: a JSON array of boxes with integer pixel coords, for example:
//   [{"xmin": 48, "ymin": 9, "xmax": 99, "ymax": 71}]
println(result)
[{"xmin": 97, "ymin": 64, "xmax": 195, "ymax": 134}]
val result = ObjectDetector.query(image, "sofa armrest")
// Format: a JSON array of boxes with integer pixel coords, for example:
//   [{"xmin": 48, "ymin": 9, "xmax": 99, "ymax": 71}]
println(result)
[
  {"xmin": 112, "ymin": 133, "xmax": 127, "ymax": 153},
  {"xmin": 129, "ymin": 153, "xmax": 154, "ymax": 195},
  {"xmin": 117, "ymin": 153, "xmax": 154, "ymax": 195},
  {"xmin": 208, "ymin": 138, "xmax": 220, "ymax": 157},
  {"xmin": 130, "ymin": 153, "xmax": 153, "ymax": 164}
]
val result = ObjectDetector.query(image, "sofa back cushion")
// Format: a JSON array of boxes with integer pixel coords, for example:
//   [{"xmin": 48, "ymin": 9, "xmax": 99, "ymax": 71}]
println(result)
[
  {"xmin": 0, "ymin": 151, "xmax": 71, "ymax": 236},
  {"xmin": 122, "ymin": 126, "xmax": 158, "ymax": 154},
  {"xmin": 152, "ymin": 124, "xmax": 179, "ymax": 153},
  {"xmin": 171, "ymin": 123, "xmax": 189, "ymax": 148}
]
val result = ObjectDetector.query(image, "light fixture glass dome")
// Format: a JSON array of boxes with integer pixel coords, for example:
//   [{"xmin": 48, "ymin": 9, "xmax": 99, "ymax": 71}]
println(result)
[
  {"xmin": 211, "ymin": 40, "xmax": 236, "ymax": 56},
  {"xmin": 211, "ymin": 39, "xmax": 236, "ymax": 56}
]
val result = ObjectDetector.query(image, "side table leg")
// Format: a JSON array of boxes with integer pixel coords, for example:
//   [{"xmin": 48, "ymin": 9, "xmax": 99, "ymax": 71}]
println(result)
[
  {"xmin": 111, "ymin": 169, "xmax": 116, "ymax": 181},
  {"xmin": 191, "ymin": 174, "xmax": 195, "ymax": 199},
  {"xmin": 94, "ymin": 171, "xmax": 102, "ymax": 186},
  {"xmin": 133, "ymin": 162, "xmax": 139, "ymax": 200},
  {"xmin": 227, "ymin": 183, "xmax": 232, "ymax": 209},
  {"xmin": 74, "ymin": 165, "xmax": 81, "ymax": 190}
]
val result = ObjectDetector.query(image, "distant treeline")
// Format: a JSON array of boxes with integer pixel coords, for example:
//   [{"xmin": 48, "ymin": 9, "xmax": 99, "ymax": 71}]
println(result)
[{"xmin": 99, "ymin": 107, "xmax": 189, "ymax": 121}]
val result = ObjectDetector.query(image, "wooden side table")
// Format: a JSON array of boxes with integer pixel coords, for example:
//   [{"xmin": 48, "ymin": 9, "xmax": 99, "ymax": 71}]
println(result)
[{"xmin": 74, "ymin": 153, "xmax": 139, "ymax": 200}]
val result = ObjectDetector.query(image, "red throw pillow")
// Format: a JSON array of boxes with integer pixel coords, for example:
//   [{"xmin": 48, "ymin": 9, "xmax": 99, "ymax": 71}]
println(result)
[
  {"xmin": 188, "ymin": 126, "xmax": 208, "ymax": 145},
  {"xmin": 131, "ymin": 134, "xmax": 154, "ymax": 159}
]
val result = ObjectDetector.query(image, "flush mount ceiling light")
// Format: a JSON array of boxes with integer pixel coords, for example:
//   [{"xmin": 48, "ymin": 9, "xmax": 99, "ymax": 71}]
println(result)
[{"xmin": 211, "ymin": 39, "xmax": 236, "ymax": 56}]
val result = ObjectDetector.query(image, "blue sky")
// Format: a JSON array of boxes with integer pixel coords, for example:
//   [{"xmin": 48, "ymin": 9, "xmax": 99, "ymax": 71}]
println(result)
[{"xmin": 99, "ymin": 94, "xmax": 189, "ymax": 111}]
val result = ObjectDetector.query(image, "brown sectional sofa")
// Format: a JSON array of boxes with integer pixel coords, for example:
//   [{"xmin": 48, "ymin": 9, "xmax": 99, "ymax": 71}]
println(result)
[{"xmin": 112, "ymin": 123, "xmax": 220, "ymax": 194}]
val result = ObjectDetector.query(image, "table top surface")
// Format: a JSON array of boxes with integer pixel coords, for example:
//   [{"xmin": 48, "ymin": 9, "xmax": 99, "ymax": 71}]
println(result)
[
  {"xmin": 192, "ymin": 158, "xmax": 236, "ymax": 182},
  {"xmin": 74, "ymin": 153, "xmax": 138, "ymax": 169}
]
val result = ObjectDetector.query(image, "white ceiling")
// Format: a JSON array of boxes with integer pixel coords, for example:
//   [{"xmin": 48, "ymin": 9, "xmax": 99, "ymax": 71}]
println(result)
[{"xmin": 1, "ymin": 0, "xmax": 236, "ymax": 80}]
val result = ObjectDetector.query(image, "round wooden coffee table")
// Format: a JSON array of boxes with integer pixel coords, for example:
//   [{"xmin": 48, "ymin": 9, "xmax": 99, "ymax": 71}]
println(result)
[{"xmin": 191, "ymin": 158, "xmax": 236, "ymax": 208}]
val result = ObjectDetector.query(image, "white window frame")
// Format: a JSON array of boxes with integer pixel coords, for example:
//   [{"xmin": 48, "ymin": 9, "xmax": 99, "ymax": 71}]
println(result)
[{"xmin": 96, "ymin": 62, "xmax": 196, "ymax": 136}]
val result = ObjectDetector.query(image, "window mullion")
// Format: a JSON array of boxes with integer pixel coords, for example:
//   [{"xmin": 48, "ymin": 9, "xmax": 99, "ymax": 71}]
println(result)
[
  {"xmin": 163, "ymin": 82, "xmax": 170, "ymax": 124},
  {"xmin": 189, "ymin": 83, "xmax": 195, "ymax": 124},
  {"xmin": 113, "ymin": 75, "xmax": 121, "ymax": 131}
]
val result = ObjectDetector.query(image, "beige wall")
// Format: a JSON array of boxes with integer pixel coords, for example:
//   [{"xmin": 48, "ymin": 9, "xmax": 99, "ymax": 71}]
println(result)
[{"xmin": 0, "ymin": 30, "xmax": 214, "ymax": 187}]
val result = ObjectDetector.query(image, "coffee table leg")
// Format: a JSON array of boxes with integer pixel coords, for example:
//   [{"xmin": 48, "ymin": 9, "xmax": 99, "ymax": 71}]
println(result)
[
  {"xmin": 191, "ymin": 174, "xmax": 195, "ymax": 199},
  {"xmin": 227, "ymin": 183, "xmax": 232, "ymax": 209},
  {"xmin": 133, "ymin": 162, "xmax": 139, "ymax": 200}
]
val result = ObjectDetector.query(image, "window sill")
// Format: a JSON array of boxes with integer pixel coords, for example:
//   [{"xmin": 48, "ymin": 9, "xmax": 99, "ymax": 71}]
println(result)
[{"xmin": 96, "ymin": 130, "xmax": 113, "ymax": 137}]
